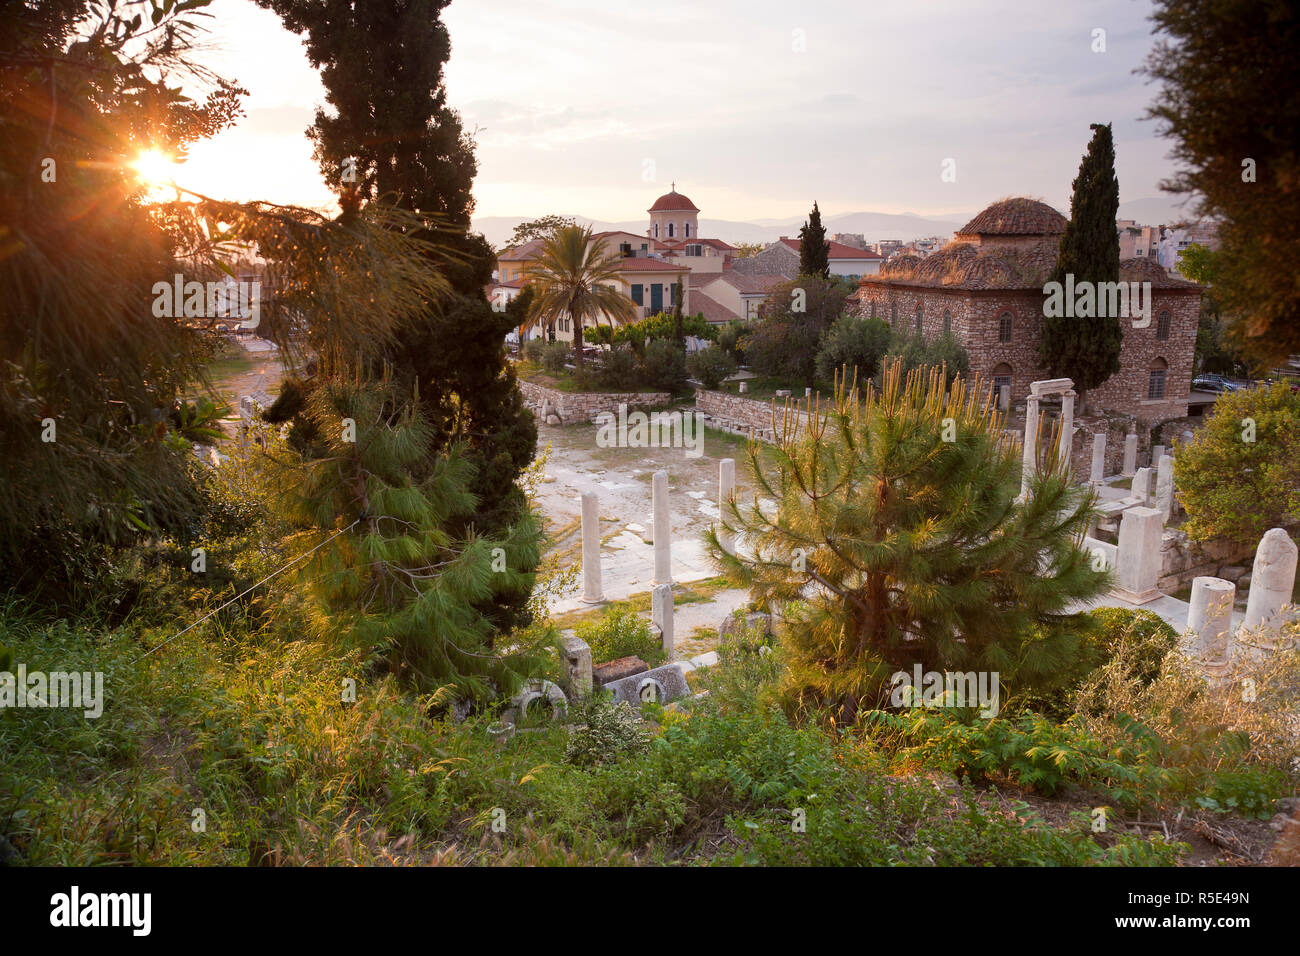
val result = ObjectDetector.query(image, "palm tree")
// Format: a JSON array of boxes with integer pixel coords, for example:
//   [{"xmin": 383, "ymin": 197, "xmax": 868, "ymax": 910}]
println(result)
[{"xmin": 523, "ymin": 224, "xmax": 637, "ymax": 368}]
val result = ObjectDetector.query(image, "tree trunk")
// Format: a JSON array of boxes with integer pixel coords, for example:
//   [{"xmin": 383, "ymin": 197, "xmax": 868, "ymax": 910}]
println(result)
[{"xmin": 573, "ymin": 312, "xmax": 584, "ymax": 369}]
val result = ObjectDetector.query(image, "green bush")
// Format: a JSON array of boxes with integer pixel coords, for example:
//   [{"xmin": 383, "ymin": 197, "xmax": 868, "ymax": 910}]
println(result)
[
  {"xmin": 564, "ymin": 696, "xmax": 651, "ymax": 768},
  {"xmin": 522, "ymin": 338, "xmax": 546, "ymax": 363},
  {"xmin": 815, "ymin": 313, "xmax": 891, "ymax": 386},
  {"xmin": 592, "ymin": 345, "xmax": 641, "ymax": 390},
  {"xmin": 641, "ymin": 339, "xmax": 688, "ymax": 393},
  {"xmin": 540, "ymin": 341, "xmax": 570, "ymax": 373},
  {"xmin": 575, "ymin": 606, "xmax": 664, "ymax": 666},
  {"xmin": 687, "ymin": 344, "xmax": 737, "ymax": 389}
]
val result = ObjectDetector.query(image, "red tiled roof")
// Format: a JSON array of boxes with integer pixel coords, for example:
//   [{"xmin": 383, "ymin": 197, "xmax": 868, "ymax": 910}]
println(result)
[
  {"xmin": 714, "ymin": 272, "xmax": 787, "ymax": 295},
  {"xmin": 779, "ymin": 237, "xmax": 883, "ymax": 259},
  {"xmin": 690, "ymin": 290, "xmax": 739, "ymax": 324},
  {"xmin": 498, "ymin": 238, "xmax": 544, "ymax": 261},
  {"xmin": 611, "ymin": 257, "xmax": 689, "ymax": 273},
  {"xmin": 648, "ymin": 190, "xmax": 699, "ymax": 212}
]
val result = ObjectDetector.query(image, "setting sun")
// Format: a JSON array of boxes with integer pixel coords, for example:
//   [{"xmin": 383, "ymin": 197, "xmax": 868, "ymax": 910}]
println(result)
[{"xmin": 130, "ymin": 148, "xmax": 180, "ymax": 189}]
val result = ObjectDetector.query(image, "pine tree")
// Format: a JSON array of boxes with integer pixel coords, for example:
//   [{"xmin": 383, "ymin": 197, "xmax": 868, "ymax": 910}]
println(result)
[
  {"xmin": 1041, "ymin": 123, "xmax": 1123, "ymax": 408},
  {"xmin": 705, "ymin": 360, "xmax": 1108, "ymax": 722},
  {"xmin": 672, "ymin": 277, "xmax": 684, "ymax": 348},
  {"xmin": 798, "ymin": 201, "xmax": 831, "ymax": 279},
  {"xmin": 287, "ymin": 378, "xmax": 548, "ymax": 704}
]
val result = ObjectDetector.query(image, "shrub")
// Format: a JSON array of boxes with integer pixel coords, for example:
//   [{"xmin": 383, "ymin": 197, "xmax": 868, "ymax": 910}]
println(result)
[
  {"xmin": 641, "ymin": 339, "xmax": 688, "ymax": 393},
  {"xmin": 522, "ymin": 338, "xmax": 546, "ymax": 363},
  {"xmin": 575, "ymin": 606, "xmax": 664, "ymax": 666},
  {"xmin": 592, "ymin": 345, "xmax": 641, "ymax": 390},
  {"xmin": 564, "ymin": 697, "xmax": 651, "ymax": 768},
  {"xmin": 540, "ymin": 341, "xmax": 570, "ymax": 374},
  {"xmin": 687, "ymin": 344, "xmax": 737, "ymax": 389},
  {"xmin": 815, "ymin": 314, "xmax": 891, "ymax": 386},
  {"xmin": 885, "ymin": 329, "xmax": 970, "ymax": 387}
]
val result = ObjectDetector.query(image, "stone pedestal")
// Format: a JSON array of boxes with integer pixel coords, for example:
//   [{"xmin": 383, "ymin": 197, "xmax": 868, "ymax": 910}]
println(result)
[
  {"xmin": 580, "ymin": 491, "xmax": 604, "ymax": 604},
  {"xmin": 652, "ymin": 470, "xmax": 672, "ymax": 585},
  {"xmin": 561, "ymin": 634, "xmax": 593, "ymax": 697},
  {"xmin": 1154, "ymin": 454, "xmax": 1174, "ymax": 523},
  {"xmin": 718, "ymin": 457, "xmax": 736, "ymax": 553},
  {"xmin": 1131, "ymin": 467, "xmax": 1152, "ymax": 507},
  {"xmin": 1089, "ymin": 432, "xmax": 1106, "ymax": 485},
  {"xmin": 998, "ymin": 384, "xmax": 1010, "ymax": 412},
  {"xmin": 1188, "ymin": 576, "xmax": 1236, "ymax": 659},
  {"xmin": 1243, "ymin": 528, "xmax": 1299, "ymax": 630},
  {"xmin": 1113, "ymin": 506, "xmax": 1164, "ymax": 604},
  {"xmin": 651, "ymin": 582, "xmax": 674, "ymax": 657},
  {"xmin": 1122, "ymin": 433, "xmax": 1138, "ymax": 477}
]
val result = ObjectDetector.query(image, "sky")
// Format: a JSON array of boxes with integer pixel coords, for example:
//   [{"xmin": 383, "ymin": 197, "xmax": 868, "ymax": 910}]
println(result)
[{"xmin": 176, "ymin": 0, "xmax": 1185, "ymax": 224}]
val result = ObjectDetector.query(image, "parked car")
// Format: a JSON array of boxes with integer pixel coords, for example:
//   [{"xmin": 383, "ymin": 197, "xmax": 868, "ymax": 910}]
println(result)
[{"xmin": 1191, "ymin": 373, "xmax": 1245, "ymax": 393}]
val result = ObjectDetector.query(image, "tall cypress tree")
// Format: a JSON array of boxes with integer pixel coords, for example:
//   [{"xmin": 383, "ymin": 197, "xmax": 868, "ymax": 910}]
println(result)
[
  {"xmin": 1041, "ymin": 123, "xmax": 1123, "ymax": 408},
  {"xmin": 257, "ymin": 0, "xmax": 537, "ymax": 552},
  {"xmin": 799, "ymin": 201, "xmax": 831, "ymax": 279}
]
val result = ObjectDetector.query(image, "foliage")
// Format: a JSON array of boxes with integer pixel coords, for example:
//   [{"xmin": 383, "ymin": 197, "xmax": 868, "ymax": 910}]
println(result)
[
  {"xmin": 814, "ymin": 314, "xmax": 890, "ymax": 386},
  {"xmin": 1178, "ymin": 244, "xmax": 1250, "ymax": 377},
  {"xmin": 508, "ymin": 215, "xmax": 576, "ymax": 249},
  {"xmin": 1041, "ymin": 124, "xmax": 1124, "ymax": 400},
  {"xmin": 539, "ymin": 341, "xmax": 571, "ymax": 374},
  {"xmin": 705, "ymin": 359, "xmax": 1108, "ymax": 722},
  {"xmin": 883, "ymin": 328, "xmax": 971, "ymax": 388},
  {"xmin": 744, "ymin": 275, "xmax": 850, "ymax": 388},
  {"xmin": 522, "ymin": 339, "xmax": 547, "ymax": 363},
  {"xmin": 687, "ymin": 344, "xmax": 738, "ymax": 389},
  {"xmin": 798, "ymin": 201, "xmax": 830, "ymax": 279},
  {"xmin": 524, "ymin": 224, "xmax": 636, "ymax": 368},
  {"xmin": 1144, "ymin": 0, "xmax": 1300, "ymax": 365},
  {"xmin": 641, "ymin": 339, "xmax": 688, "ymax": 394},
  {"xmin": 592, "ymin": 311, "xmax": 719, "ymax": 355},
  {"xmin": 717, "ymin": 320, "xmax": 748, "ymax": 364},
  {"xmin": 564, "ymin": 697, "xmax": 651, "ymax": 768},
  {"xmin": 733, "ymin": 242, "xmax": 765, "ymax": 259},
  {"xmin": 280, "ymin": 379, "xmax": 549, "ymax": 707},
  {"xmin": 575, "ymin": 606, "xmax": 664, "ymax": 667},
  {"xmin": 1174, "ymin": 382, "xmax": 1300, "ymax": 547}
]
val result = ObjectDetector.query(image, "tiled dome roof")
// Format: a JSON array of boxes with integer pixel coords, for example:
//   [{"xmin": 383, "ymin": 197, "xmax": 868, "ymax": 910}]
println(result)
[
  {"xmin": 648, "ymin": 190, "xmax": 699, "ymax": 212},
  {"xmin": 1120, "ymin": 255, "xmax": 1201, "ymax": 289},
  {"xmin": 881, "ymin": 253, "xmax": 922, "ymax": 277},
  {"xmin": 957, "ymin": 197, "xmax": 1067, "ymax": 237}
]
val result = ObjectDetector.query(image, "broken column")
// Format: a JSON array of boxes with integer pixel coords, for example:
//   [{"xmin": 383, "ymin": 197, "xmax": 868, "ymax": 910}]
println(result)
[
  {"xmin": 1122, "ymin": 433, "xmax": 1138, "ymax": 477},
  {"xmin": 651, "ymin": 582, "xmax": 674, "ymax": 657},
  {"xmin": 1057, "ymin": 391, "xmax": 1075, "ymax": 463},
  {"xmin": 1154, "ymin": 454, "xmax": 1174, "ymax": 523},
  {"xmin": 1243, "ymin": 528, "xmax": 1299, "ymax": 630},
  {"xmin": 1151, "ymin": 444, "xmax": 1164, "ymax": 467},
  {"xmin": 1131, "ymin": 466, "xmax": 1152, "ymax": 506},
  {"xmin": 1089, "ymin": 432, "xmax": 1106, "ymax": 485},
  {"xmin": 1113, "ymin": 506, "xmax": 1164, "ymax": 604},
  {"xmin": 999, "ymin": 384, "xmax": 1010, "ymax": 412},
  {"xmin": 718, "ymin": 457, "xmax": 736, "ymax": 553},
  {"xmin": 1020, "ymin": 394, "xmax": 1039, "ymax": 497},
  {"xmin": 1188, "ymin": 576, "xmax": 1236, "ymax": 659},
  {"xmin": 561, "ymin": 634, "xmax": 593, "ymax": 697},
  {"xmin": 652, "ymin": 469, "xmax": 672, "ymax": 586},
  {"xmin": 580, "ymin": 491, "xmax": 604, "ymax": 604}
]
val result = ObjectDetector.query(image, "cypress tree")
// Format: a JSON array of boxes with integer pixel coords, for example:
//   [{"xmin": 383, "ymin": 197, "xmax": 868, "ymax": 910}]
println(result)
[
  {"xmin": 1041, "ymin": 123, "xmax": 1123, "ymax": 408},
  {"xmin": 798, "ymin": 201, "xmax": 831, "ymax": 279}
]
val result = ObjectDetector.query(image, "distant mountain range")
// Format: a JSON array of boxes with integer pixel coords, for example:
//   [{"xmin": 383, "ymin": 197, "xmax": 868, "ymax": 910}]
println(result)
[{"xmin": 473, "ymin": 197, "xmax": 1198, "ymax": 250}]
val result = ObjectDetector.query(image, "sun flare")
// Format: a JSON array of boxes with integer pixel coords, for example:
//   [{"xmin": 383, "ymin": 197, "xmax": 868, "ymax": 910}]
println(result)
[{"xmin": 130, "ymin": 149, "xmax": 180, "ymax": 188}]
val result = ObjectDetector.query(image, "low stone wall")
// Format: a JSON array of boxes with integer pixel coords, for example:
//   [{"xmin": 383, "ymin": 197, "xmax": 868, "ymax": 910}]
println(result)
[
  {"xmin": 1158, "ymin": 529, "xmax": 1253, "ymax": 593},
  {"xmin": 518, "ymin": 380, "xmax": 671, "ymax": 424},
  {"xmin": 694, "ymin": 389, "xmax": 823, "ymax": 442}
]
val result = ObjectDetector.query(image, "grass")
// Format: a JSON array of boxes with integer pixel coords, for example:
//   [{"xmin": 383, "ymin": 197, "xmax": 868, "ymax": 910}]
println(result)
[{"xmin": 551, "ymin": 576, "xmax": 735, "ymax": 630}]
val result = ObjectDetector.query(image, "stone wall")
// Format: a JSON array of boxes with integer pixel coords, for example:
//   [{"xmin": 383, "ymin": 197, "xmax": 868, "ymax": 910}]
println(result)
[
  {"xmin": 1158, "ymin": 529, "xmax": 1255, "ymax": 593},
  {"xmin": 518, "ymin": 380, "xmax": 671, "ymax": 424},
  {"xmin": 694, "ymin": 389, "xmax": 823, "ymax": 442}
]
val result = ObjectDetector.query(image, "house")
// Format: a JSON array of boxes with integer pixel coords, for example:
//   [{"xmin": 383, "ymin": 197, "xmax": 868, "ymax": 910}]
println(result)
[
  {"xmin": 775, "ymin": 237, "xmax": 884, "ymax": 278},
  {"xmin": 694, "ymin": 272, "xmax": 788, "ymax": 322},
  {"xmin": 1158, "ymin": 221, "xmax": 1220, "ymax": 275},
  {"xmin": 854, "ymin": 197, "xmax": 1202, "ymax": 422},
  {"xmin": 1117, "ymin": 219, "xmax": 1163, "ymax": 260}
]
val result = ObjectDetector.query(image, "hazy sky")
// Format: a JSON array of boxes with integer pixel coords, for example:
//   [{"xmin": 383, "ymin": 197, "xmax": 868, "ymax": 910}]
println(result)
[{"xmin": 178, "ymin": 0, "xmax": 1183, "ymax": 223}]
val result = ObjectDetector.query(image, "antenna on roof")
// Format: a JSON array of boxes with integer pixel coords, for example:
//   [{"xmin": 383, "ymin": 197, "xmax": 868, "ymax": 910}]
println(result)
[{"xmin": 671, "ymin": 181, "xmax": 675, "ymax": 192}]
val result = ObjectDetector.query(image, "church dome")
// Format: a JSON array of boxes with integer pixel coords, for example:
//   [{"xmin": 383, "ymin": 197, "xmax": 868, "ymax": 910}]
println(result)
[{"xmin": 648, "ymin": 189, "xmax": 699, "ymax": 213}]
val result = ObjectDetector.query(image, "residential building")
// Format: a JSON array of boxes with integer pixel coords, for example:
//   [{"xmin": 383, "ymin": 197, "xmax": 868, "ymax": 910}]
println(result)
[
  {"xmin": 1117, "ymin": 219, "xmax": 1163, "ymax": 260},
  {"xmin": 775, "ymin": 237, "xmax": 884, "ymax": 278},
  {"xmin": 1158, "ymin": 221, "xmax": 1220, "ymax": 275}
]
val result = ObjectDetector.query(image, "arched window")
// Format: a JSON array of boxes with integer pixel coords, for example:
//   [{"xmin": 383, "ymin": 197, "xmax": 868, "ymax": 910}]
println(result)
[
  {"xmin": 667, "ymin": 222, "xmax": 675, "ymax": 239},
  {"xmin": 943, "ymin": 309, "xmax": 951, "ymax": 335},
  {"xmin": 914, "ymin": 302, "xmax": 923, "ymax": 334},
  {"xmin": 998, "ymin": 311, "xmax": 1013, "ymax": 343},
  {"xmin": 1148, "ymin": 358, "xmax": 1168, "ymax": 400},
  {"xmin": 1156, "ymin": 309, "xmax": 1171, "ymax": 341},
  {"xmin": 684, "ymin": 222, "xmax": 691, "ymax": 238},
  {"xmin": 891, "ymin": 302, "xmax": 898, "ymax": 324}
]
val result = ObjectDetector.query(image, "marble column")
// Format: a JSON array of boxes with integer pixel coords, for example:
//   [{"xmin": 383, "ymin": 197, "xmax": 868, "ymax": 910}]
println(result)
[
  {"xmin": 1020, "ymin": 395, "xmax": 1040, "ymax": 497},
  {"xmin": 1131, "ymin": 467, "xmax": 1152, "ymax": 506},
  {"xmin": 580, "ymin": 491, "xmax": 604, "ymax": 604},
  {"xmin": 1151, "ymin": 444, "xmax": 1164, "ymax": 468},
  {"xmin": 1188, "ymin": 576, "xmax": 1236, "ymax": 659},
  {"xmin": 1057, "ymin": 391, "xmax": 1075, "ymax": 464},
  {"xmin": 718, "ymin": 457, "xmax": 736, "ymax": 554},
  {"xmin": 651, "ymin": 582, "xmax": 674, "ymax": 657},
  {"xmin": 1243, "ymin": 528, "xmax": 1299, "ymax": 630},
  {"xmin": 653, "ymin": 470, "xmax": 672, "ymax": 586},
  {"xmin": 998, "ymin": 384, "xmax": 1010, "ymax": 412},
  {"xmin": 1089, "ymin": 432, "xmax": 1106, "ymax": 485},
  {"xmin": 1122, "ymin": 433, "xmax": 1138, "ymax": 477}
]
